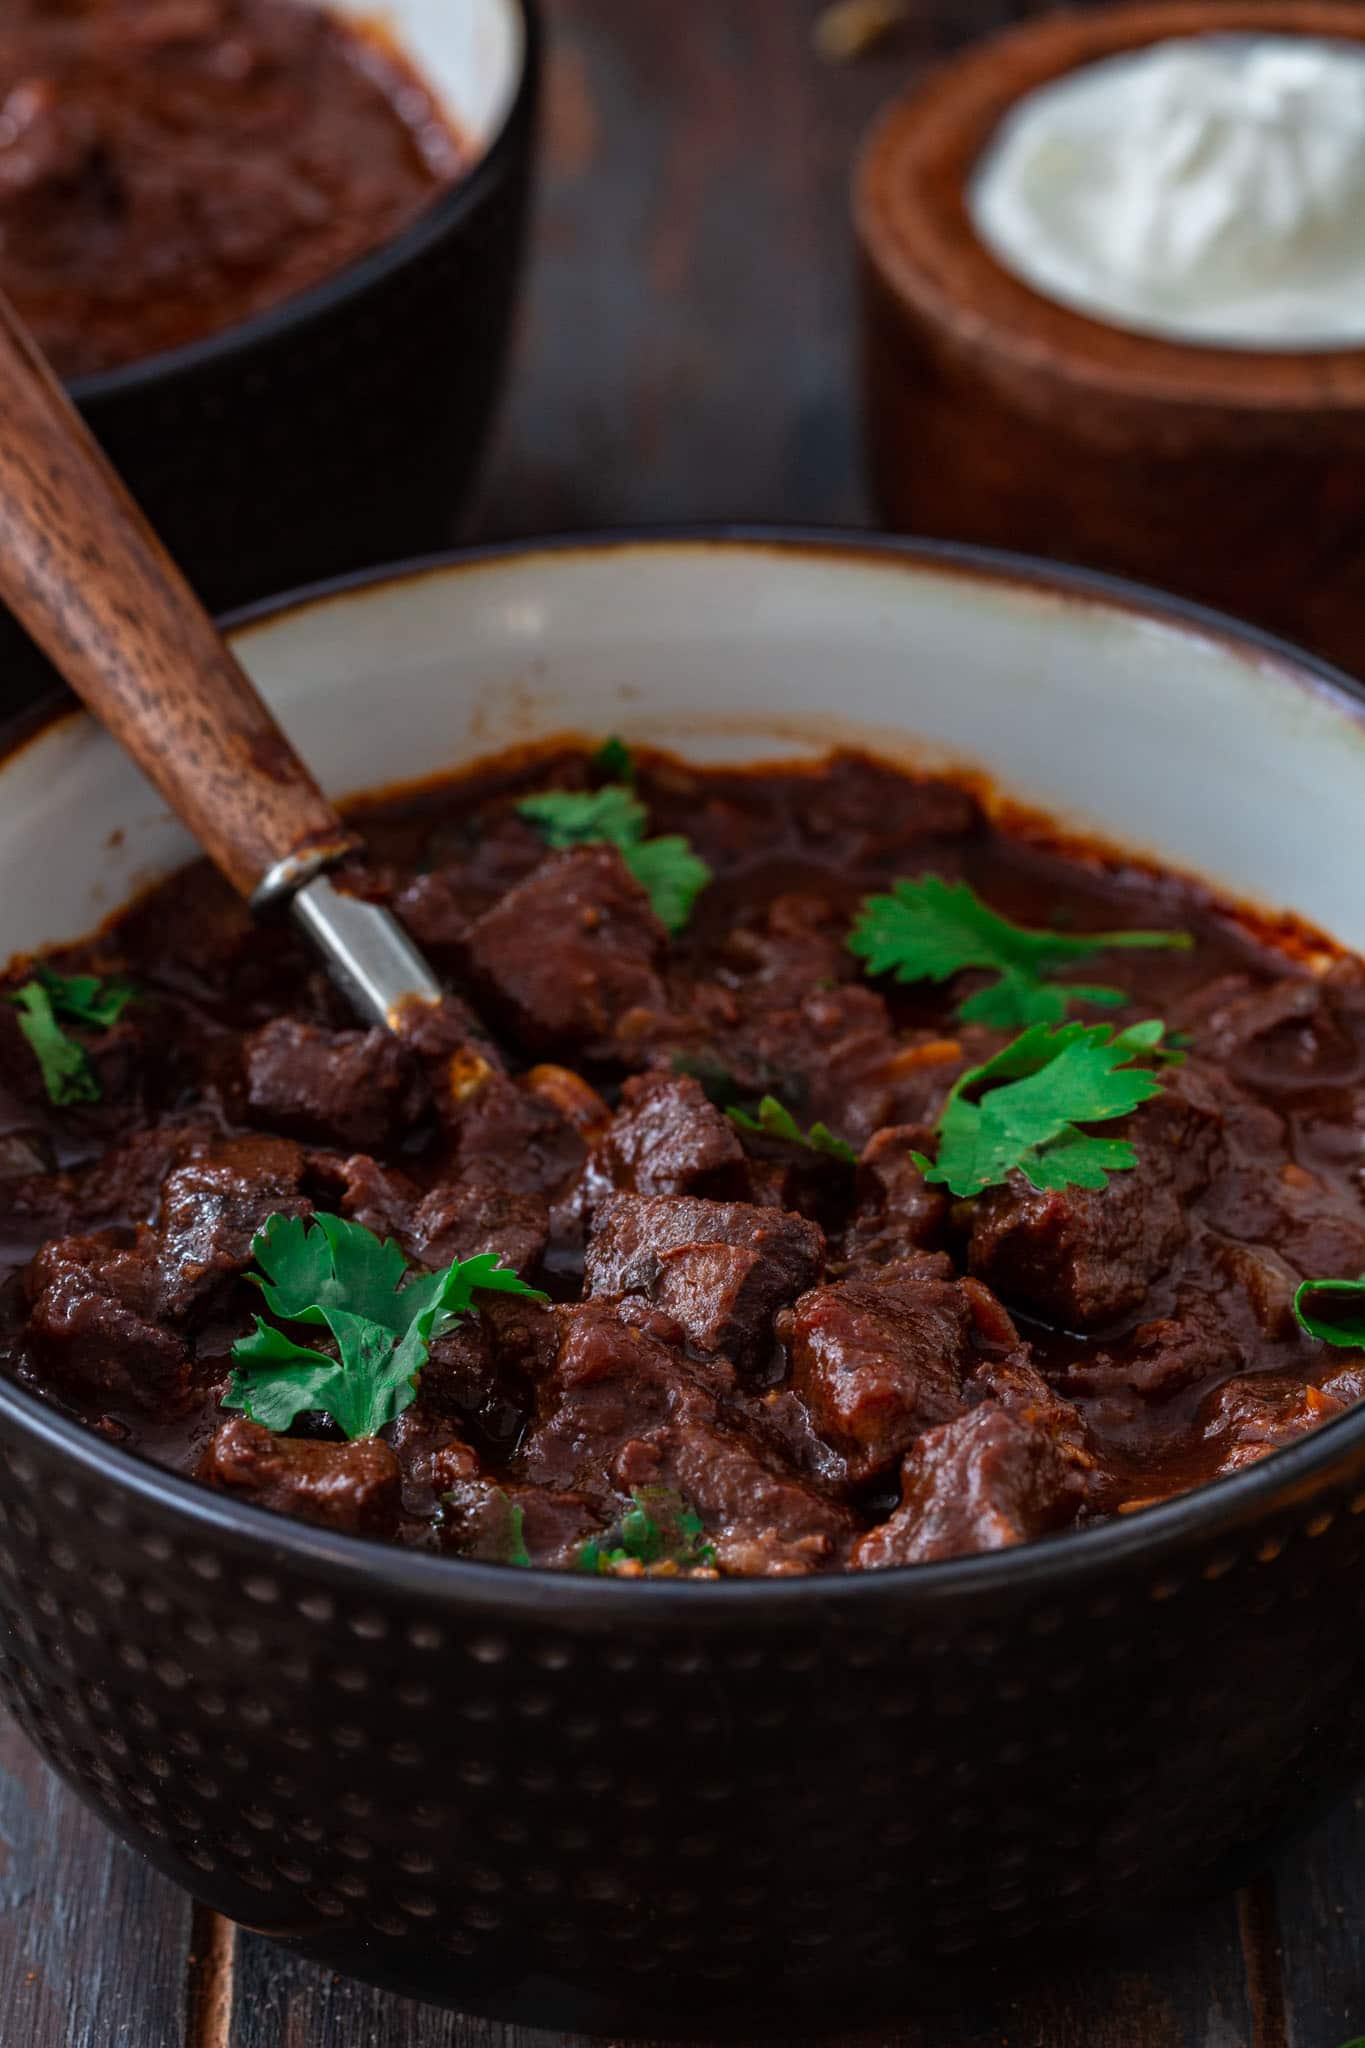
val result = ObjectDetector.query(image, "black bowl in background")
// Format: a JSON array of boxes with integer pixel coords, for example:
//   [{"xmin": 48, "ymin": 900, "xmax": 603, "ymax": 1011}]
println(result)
[
  {"xmin": 0, "ymin": 0, "xmax": 539, "ymax": 721},
  {"xmin": 4, "ymin": 533, "xmax": 1365, "ymax": 2034}
]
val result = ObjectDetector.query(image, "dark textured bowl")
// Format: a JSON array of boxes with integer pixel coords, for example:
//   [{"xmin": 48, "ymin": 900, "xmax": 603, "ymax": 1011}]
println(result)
[
  {"xmin": 0, "ymin": 0, "xmax": 539, "ymax": 720},
  {"xmin": 3, "ymin": 534, "xmax": 1365, "ymax": 2035}
]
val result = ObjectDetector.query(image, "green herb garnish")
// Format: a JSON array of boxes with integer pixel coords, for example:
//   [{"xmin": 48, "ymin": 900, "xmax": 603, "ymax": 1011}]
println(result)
[
  {"xmin": 516, "ymin": 784, "xmax": 711, "ymax": 934},
  {"xmin": 503, "ymin": 1499, "xmax": 532, "ymax": 1568},
  {"xmin": 224, "ymin": 1212, "xmax": 546, "ymax": 1441},
  {"xmin": 1293, "ymin": 1275, "xmax": 1365, "ymax": 1349},
  {"xmin": 591, "ymin": 735, "xmax": 634, "ymax": 783},
  {"xmin": 9, "ymin": 967, "xmax": 138, "ymax": 1106},
  {"xmin": 911, "ymin": 1018, "xmax": 1181, "ymax": 1200},
  {"xmin": 577, "ymin": 1488, "xmax": 716, "ymax": 1574},
  {"xmin": 727, "ymin": 1094, "xmax": 857, "ymax": 1165},
  {"xmin": 847, "ymin": 876, "xmax": 1191, "ymax": 1029}
]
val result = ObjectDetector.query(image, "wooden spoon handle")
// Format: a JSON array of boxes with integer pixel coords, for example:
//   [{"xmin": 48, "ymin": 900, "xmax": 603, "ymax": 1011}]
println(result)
[{"xmin": 0, "ymin": 292, "xmax": 357, "ymax": 903}]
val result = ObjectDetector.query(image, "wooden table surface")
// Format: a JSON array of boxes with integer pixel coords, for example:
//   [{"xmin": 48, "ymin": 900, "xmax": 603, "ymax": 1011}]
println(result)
[{"xmin": 3, "ymin": 3, "xmax": 1363, "ymax": 2043}]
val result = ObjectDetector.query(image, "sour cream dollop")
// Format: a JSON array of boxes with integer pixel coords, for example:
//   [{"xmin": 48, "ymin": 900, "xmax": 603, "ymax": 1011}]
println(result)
[{"xmin": 969, "ymin": 34, "xmax": 1365, "ymax": 350}]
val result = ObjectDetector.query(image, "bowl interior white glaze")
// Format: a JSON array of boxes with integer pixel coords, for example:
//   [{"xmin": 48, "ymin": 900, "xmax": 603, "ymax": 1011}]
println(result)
[
  {"xmin": 328, "ymin": 0, "xmax": 525, "ymax": 156},
  {"xmin": 3, "ymin": 538, "xmax": 1364, "ymax": 963}
]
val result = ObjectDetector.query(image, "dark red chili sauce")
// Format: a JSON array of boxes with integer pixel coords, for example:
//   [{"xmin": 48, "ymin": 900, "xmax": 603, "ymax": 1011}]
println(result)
[
  {"xmin": 0, "ymin": 0, "xmax": 463, "ymax": 380},
  {"xmin": 2, "ymin": 746, "xmax": 1363, "ymax": 1574}
]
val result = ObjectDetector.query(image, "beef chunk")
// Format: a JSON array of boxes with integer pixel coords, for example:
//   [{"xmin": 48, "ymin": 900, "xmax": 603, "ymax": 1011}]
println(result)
[
  {"xmin": 585, "ymin": 1193, "xmax": 824, "ymax": 1366},
  {"xmin": 838, "ymin": 1124, "xmax": 949, "ymax": 1272},
  {"xmin": 410, "ymin": 1181, "xmax": 549, "ymax": 1277},
  {"xmin": 1198, "ymin": 1373, "xmax": 1345, "ymax": 1475},
  {"xmin": 967, "ymin": 1088, "xmax": 1221, "ymax": 1331},
  {"xmin": 966, "ymin": 1350, "xmax": 1089, "ymax": 1449},
  {"xmin": 787, "ymin": 1260, "xmax": 972, "ymax": 1482},
  {"xmin": 1191, "ymin": 974, "xmax": 1360, "ymax": 1088},
  {"xmin": 419, "ymin": 1302, "xmax": 558, "ymax": 1462},
  {"xmin": 1212, "ymin": 1241, "xmax": 1302, "ymax": 1341},
  {"xmin": 1062, "ymin": 1289, "xmax": 1245, "ymax": 1404},
  {"xmin": 441, "ymin": 1476, "xmax": 605, "ymax": 1567},
  {"xmin": 389, "ymin": 1408, "xmax": 481, "ymax": 1512},
  {"xmin": 798, "ymin": 754, "xmax": 980, "ymax": 861},
  {"xmin": 854, "ymin": 1405, "xmax": 1081, "ymax": 1569},
  {"xmin": 154, "ymin": 1135, "xmax": 308, "ymax": 1316},
  {"xmin": 629, "ymin": 1420, "xmax": 854, "ymax": 1576},
  {"xmin": 244, "ymin": 1017, "xmax": 429, "ymax": 1151},
  {"xmin": 589, "ymin": 1072, "xmax": 745, "ymax": 1203},
  {"xmin": 443, "ymin": 1071, "xmax": 587, "ymax": 1204},
  {"xmin": 25, "ymin": 1231, "xmax": 191, "ymax": 1412},
  {"xmin": 201, "ymin": 1418, "xmax": 401, "ymax": 1536},
  {"xmin": 392, "ymin": 869, "xmax": 471, "ymax": 954},
  {"xmin": 465, "ymin": 847, "xmax": 668, "ymax": 1056},
  {"xmin": 521, "ymin": 1306, "xmax": 852, "ymax": 1575}
]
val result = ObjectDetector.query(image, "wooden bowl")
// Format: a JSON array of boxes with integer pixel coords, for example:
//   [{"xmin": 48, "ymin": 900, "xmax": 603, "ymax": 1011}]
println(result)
[{"xmin": 855, "ymin": 2, "xmax": 1365, "ymax": 678}]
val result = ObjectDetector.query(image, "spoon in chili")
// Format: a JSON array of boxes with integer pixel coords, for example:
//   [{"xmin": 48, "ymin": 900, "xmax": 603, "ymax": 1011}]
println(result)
[{"xmin": 0, "ymin": 291, "xmax": 443, "ymax": 1032}]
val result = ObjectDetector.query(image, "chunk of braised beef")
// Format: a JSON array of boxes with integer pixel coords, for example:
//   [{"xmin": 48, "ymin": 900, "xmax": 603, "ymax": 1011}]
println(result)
[
  {"xmin": 201, "ymin": 1417, "xmax": 401, "ymax": 1536},
  {"xmin": 443, "ymin": 1072, "xmax": 587, "ymax": 1206},
  {"xmin": 854, "ymin": 1404, "xmax": 1082, "ymax": 1569},
  {"xmin": 410, "ymin": 1181, "xmax": 549, "ymax": 1278},
  {"xmin": 0, "ymin": 1119, "xmax": 219, "ymax": 1255},
  {"xmin": 521, "ymin": 1305, "xmax": 852, "ymax": 1574},
  {"xmin": 967, "ymin": 1085, "xmax": 1221, "ymax": 1331},
  {"xmin": 465, "ymin": 846, "xmax": 668, "ymax": 1057},
  {"xmin": 243, "ymin": 1017, "xmax": 430, "ymax": 1151},
  {"xmin": 391, "ymin": 869, "xmax": 471, "ymax": 955},
  {"xmin": 799, "ymin": 754, "xmax": 980, "ymax": 862},
  {"xmin": 1189, "ymin": 974, "xmax": 1362, "ymax": 1089},
  {"xmin": 1211, "ymin": 1240, "xmax": 1302, "ymax": 1340},
  {"xmin": 419, "ymin": 1310, "xmax": 545, "ymax": 1463},
  {"xmin": 837, "ymin": 1124, "xmax": 948, "ymax": 1273},
  {"xmin": 1061, "ymin": 1288, "xmax": 1245, "ymax": 1404},
  {"xmin": 585, "ymin": 1192, "xmax": 824, "ymax": 1367},
  {"xmin": 587, "ymin": 1072, "xmax": 746, "ymax": 1206},
  {"xmin": 1197, "ymin": 1373, "xmax": 1345, "ymax": 1475},
  {"xmin": 388, "ymin": 1407, "xmax": 481, "ymax": 1513},
  {"xmin": 155, "ymin": 1134, "xmax": 308, "ymax": 1316},
  {"xmin": 440, "ymin": 1475, "xmax": 606, "ymax": 1567},
  {"xmin": 966, "ymin": 1349, "xmax": 1089, "ymax": 1450},
  {"xmin": 24, "ymin": 1229, "xmax": 191, "ymax": 1412},
  {"xmin": 785, "ymin": 1258, "xmax": 972, "ymax": 1483}
]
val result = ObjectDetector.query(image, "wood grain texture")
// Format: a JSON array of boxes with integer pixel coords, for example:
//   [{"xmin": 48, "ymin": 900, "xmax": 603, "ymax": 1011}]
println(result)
[
  {"xmin": 0, "ymin": 293, "xmax": 355, "ymax": 901},
  {"xmin": 0, "ymin": 1710, "xmax": 193, "ymax": 2047},
  {"xmin": 226, "ymin": 1902, "xmax": 1259, "ymax": 2048},
  {"xmin": 5, "ymin": 4, "xmax": 1365, "ymax": 2047}
]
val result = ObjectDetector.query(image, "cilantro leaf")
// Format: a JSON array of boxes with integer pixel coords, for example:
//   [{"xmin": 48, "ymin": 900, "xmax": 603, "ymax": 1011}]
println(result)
[
  {"xmin": 912, "ymin": 1018, "xmax": 1179, "ymax": 1199},
  {"xmin": 620, "ymin": 833, "xmax": 712, "ymax": 935},
  {"xmin": 591, "ymin": 735, "xmax": 634, "ymax": 783},
  {"xmin": 516, "ymin": 784, "xmax": 711, "ymax": 934},
  {"xmin": 1293, "ymin": 1274, "xmax": 1365, "ymax": 1349},
  {"xmin": 577, "ymin": 1488, "xmax": 717, "ymax": 1574},
  {"xmin": 727, "ymin": 1094, "xmax": 857, "ymax": 1165},
  {"xmin": 224, "ymin": 1212, "xmax": 547, "ymax": 1441},
  {"xmin": 518, "ymin": 785, "xmax": 647, "ymax": 850},
  {"xmin": 8, "ymin": 967, "xmax": 138, "ymax": 1106},
  {"xmin": 847, "ymin": 876, "xmax": 1191, "ymax": 1029}
]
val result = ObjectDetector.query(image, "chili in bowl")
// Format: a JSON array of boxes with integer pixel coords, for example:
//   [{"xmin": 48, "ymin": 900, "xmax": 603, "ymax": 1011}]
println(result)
[{"xmin": 2, "ymin": 535, "xmax": 1364, "ymax": 2032}]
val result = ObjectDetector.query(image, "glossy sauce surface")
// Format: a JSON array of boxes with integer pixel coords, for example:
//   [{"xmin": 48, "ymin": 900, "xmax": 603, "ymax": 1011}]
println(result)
[{"xmin": 2, "ymin": 746, "xmax": 1363, "ymax": 1574}]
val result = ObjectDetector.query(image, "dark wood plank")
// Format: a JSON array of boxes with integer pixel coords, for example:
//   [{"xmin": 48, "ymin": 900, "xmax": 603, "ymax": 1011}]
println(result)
[
  {"xmin": 1264, "ymin": 1793, "xmax": 1365, "ymax": 2048},
  {"xmin": 0, "ymin": 1707, "xmax": 194, "ymax": 2047}
]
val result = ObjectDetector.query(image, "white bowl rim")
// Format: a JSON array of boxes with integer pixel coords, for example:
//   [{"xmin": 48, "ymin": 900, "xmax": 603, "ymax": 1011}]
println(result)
[{"xmin": 4, "ymin": 523, "xmax": 1365, "ymax": 1609}]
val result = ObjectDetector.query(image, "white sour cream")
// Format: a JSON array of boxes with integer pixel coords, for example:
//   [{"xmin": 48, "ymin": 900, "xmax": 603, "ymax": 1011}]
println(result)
[{"xmin": 969, "ymin": 35, "xmax": 1365, "ymax": 350}]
